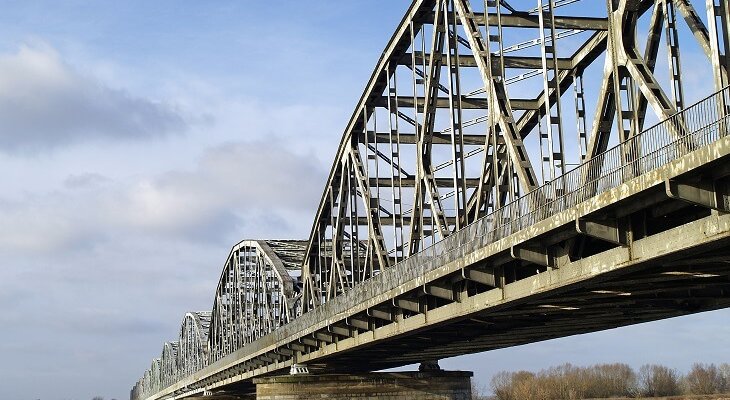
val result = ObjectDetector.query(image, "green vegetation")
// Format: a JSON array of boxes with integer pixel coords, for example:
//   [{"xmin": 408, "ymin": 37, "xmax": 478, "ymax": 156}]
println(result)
[{"xmin": 472, "ymin": 363, "xmax": 730, "ymax": 399}]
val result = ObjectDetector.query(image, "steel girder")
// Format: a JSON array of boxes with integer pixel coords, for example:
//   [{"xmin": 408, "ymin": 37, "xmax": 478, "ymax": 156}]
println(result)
[
  {"xmin": 161, "ymin": 342, "xmax": 179, "ymax": 388},
  {"xmin": 209, "ymin": 240, "xmax": 296, "ymax": 363},
  {"xmin": 300, "ymin": 0, "xmax": 725, "ymax": 312},
  {"xmin": 137, "ymin": 311, "xmax": 213, "ymax": 399},
  {"xmin": 178, "ymin": 312, "xmax": 211, "ymax": 377},
  {"xmin": 132, "ymin": 0, "xmax": 730, "ymax": 399},
  {"xmin": 133, "ymin": 241, "xmax": 299, "ymax": 400},
  {"xmin": 139, "ymin": 359, "xmax": 160, "ymax": 399}
]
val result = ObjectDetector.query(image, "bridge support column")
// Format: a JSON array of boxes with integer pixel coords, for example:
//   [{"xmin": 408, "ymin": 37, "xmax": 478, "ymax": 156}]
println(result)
[{"xmin": 253, "ymin": 371, "xmax": 473, "ymax": 400}]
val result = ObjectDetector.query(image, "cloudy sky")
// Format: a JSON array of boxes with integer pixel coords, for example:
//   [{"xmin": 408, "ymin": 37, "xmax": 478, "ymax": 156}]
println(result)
[{"xmin": 0, "ymin": 2, "xmax": 728, "ymax": 400}]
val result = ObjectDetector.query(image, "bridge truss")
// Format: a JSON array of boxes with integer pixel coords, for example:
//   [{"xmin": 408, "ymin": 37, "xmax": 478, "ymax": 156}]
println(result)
[
  {"xmin": 299, "ymin": 0, "xmax": 730, "ymax": 310},
  {"xmin": 132, "ymin": 1, "xmax": 730, "ymax": 399}
]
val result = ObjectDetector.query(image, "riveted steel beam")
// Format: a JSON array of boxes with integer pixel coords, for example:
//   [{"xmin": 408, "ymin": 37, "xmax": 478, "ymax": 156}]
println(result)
[{"xmin": 418, "ymin": 12, "xmax": 609, "ymax": 30}]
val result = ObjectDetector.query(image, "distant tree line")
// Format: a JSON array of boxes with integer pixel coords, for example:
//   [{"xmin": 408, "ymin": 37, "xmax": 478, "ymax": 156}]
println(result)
[{"xmin": 472, "ymin": 362, "xmax": 730, "ymax": 399}]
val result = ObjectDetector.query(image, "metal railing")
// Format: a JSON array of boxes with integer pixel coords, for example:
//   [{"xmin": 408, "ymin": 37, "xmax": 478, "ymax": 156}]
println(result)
[
  {"xmin": 402, "ymin": 86, "xmax": 730, "ymax": 283},
  {"xmin": 137, "ymin": 87, "xmax": 729, "ymax": 400},
  {"xmin": 391, "ymin": 87, "xmax": 730, "ymax": 284},
  {"xmin": 293, "ymin": 87, "xmax": 730, "ymax": 329}
]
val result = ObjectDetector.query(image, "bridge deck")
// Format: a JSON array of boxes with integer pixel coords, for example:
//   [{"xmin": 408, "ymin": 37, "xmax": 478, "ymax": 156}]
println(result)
[
  {"xmin": 132, "ymin": 0, "xmax": 730, "ymax": 397},
  {"xmin": 155, "ymin": 117, "xmax": 730, "ymax": 399}
]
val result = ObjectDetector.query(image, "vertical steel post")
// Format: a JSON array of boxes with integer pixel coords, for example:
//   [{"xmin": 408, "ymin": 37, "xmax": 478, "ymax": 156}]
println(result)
[
  {"xmin": 385, "ymin": 62, "xmax": 404, "ymax": 261},
  {"xmin": 573, "ymin": 71, "xmax": 588, "ymax": 161},
  {"xmin": 538, "ymin": 0, "xmax": 567, "ymax": 188},
  {"xmin": 664, "ymin": 0, "xmax": 686, "ymax": 110},
  {"xmin": 708, "ymin": 0, "xmax": 730, "ymax": 91},
  {"xmin": 485, "ymin": 0, "xmax": 504, "ymax": 212},
  {"xmin": 445, "ymin": 0, "xmax": 468, "ymax": 229}
]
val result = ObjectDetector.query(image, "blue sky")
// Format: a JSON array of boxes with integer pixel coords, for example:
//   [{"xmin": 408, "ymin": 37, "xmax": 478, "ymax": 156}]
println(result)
[{"xmin": 0, "ymin": 2, "xmax": 728, "ymax": 400}]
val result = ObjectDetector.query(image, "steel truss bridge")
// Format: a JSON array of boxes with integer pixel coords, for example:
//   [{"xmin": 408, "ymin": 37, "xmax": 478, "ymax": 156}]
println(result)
[{"xmin": 132, "ymin": 0, "xmax": 730, "ymax": 399}]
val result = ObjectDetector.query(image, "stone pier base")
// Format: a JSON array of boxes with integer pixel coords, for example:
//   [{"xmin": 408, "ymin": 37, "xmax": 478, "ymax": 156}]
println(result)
[{"xmin": 253, "ymin": 371, "xmax": 473, "ymax": 400}]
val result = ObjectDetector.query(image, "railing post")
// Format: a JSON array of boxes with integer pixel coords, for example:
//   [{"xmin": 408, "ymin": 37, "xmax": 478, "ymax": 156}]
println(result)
[{"xmin": 712, "ymin": 88, "xmax": 725, "ymax": 140}]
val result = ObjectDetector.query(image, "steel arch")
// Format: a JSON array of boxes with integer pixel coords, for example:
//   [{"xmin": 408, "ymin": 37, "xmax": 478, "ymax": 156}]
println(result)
[
  {"xmin": 209, "ymin": 240, "xmax": 297, "ymax": 363},
  {"xmin": 178, "ymin": 311, "xmax": 211, "ymax": 377}
]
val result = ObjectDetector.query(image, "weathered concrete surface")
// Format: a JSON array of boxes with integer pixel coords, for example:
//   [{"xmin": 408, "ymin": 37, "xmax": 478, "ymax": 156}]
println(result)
[{"xmin": 253, "ymin": 371, "xmax": 473, "ymax": 400}]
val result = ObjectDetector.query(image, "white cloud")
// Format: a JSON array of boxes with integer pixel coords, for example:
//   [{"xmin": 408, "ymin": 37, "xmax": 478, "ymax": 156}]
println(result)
[
  {"xmin": 0, "ymin": 43, "xmax": 187, "ymax": 153},
  {"xmin": 64, "ymin": 172, "xmax": 111, "ymax": 189},
  {"xmin": 0, "ymin": 136, "xmax": 328, "ymax": 400},
  {"xmin": 0, "ymin": 139, "xmax": 326, "ymax": 255},
  {"xmin": 106, "ymin": 139, "xmax": 326, "ymax": 240}
]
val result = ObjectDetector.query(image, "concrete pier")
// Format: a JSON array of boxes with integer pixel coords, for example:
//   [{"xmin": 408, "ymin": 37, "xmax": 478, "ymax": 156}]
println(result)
[{"xmin": 253, "ymin": 371, "xmax": 473, "ymax": 399}]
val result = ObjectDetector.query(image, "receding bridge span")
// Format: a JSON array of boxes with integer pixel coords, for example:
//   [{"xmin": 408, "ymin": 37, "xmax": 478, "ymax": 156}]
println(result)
[{"xmin": 132, "ymin": 0, "xmax": 730, "ymax": 399}]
